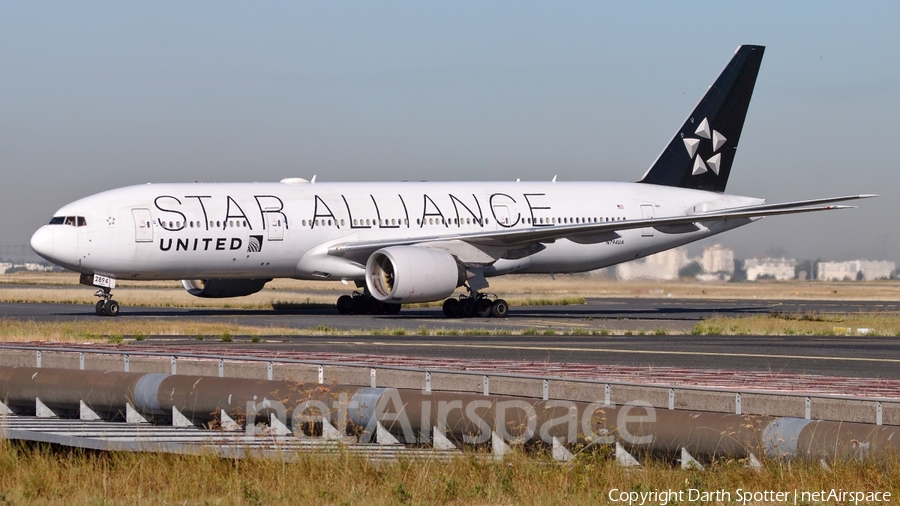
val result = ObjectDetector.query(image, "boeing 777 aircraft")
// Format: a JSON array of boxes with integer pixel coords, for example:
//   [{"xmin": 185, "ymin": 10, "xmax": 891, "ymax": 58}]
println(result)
[{"xmin": 31, "ymin": 45, "xmax": 873, "ymax": 318}]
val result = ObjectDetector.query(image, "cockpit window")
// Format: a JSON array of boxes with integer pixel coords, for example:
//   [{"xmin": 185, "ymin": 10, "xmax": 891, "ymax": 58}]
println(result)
[{"xmin": 49, "ymin": 216, "xmax": 87, "ymax": 227}]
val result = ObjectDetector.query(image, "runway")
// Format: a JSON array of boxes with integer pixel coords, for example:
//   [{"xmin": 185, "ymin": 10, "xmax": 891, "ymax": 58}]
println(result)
[
  {"xmin": 99, "ymin": 333, "xmax": 900, "ymax": 381},
  {"xmin": 2, "ymin": 297, "xmax": 897, "ymax": 333},
  {"xmin": 2, "ymin": 298, "xmax": 899, "ymax": 383}
]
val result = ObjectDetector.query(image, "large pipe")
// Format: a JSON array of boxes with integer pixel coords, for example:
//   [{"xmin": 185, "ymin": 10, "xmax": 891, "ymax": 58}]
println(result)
[{"xmin": 0, "ymin": 367, "xmax": 897, "ymax": 462}]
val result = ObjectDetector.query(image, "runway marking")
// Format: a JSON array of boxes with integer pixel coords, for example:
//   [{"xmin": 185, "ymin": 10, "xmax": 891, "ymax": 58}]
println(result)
[
  {"xmin": 334, "ymin": 341, "xmax": 900, "ymax": 365},
  {"xmin": 522, "ymin": 319, "xmax": 590, "ymax": 327}
]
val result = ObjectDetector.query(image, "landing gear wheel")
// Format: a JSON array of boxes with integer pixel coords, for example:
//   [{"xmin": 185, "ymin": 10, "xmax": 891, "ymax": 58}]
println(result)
[
  {"xmin": 369, "ymin": 299, "xmax": 385, "ymax": 315},
  {"xmin": 476, "ymin": 298, "xmax": 493, "ymax": 318},
  {"xmin": 350, "ymin": 295, "xmax": 368, "ymax": 315},
  {"xmin": 443, "ymin": 298, "xmax": 459, "ymax": 317},
  {"xmin": 93, "ymin": 288, "xmax": 118, "ymax": 317},
  {"xmin": 491, "ymin": 299, "xmax": 509, "ymax": 318},
  {"xmin": 336, "ymin": 295, "xmax": 353, "ymax": 314},
  {"xmin": 385, "ymin": 303, "xmax": 402, "ymax": 315},
  {"xmin": 458, "ymin": 299, "xmax": 476, "ymax": 318},
  {"xmin": 105, "ymin": 300, "xmax": 120, "ymax": 317}
]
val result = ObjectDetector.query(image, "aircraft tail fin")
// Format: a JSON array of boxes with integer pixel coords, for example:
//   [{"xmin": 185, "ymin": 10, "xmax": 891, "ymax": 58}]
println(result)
[{"xmin": 638, "ymin": 45, "xmax": 764, "ymax": 193}]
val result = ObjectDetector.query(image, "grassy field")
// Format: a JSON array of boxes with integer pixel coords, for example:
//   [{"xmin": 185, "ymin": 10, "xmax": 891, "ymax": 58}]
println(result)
[
  {"xmin": 692, "ymin": 312, "xmax": 900, "ymax": 337},
  {"xmin": 0, "ymin": 441, "xmax": 896, "ymax": 505},
  {"xmin": 0, "ymin": 318, "xmax": 303, "ymax": 343},
  {"xmin": 3, "ymin": 311, "xmax": 900, "ymax": 344}
]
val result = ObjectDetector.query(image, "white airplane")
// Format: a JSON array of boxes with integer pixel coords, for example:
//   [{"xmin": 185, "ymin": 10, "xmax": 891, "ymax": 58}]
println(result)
[{"xmin": 31, "ymin": 45, "xmax": 873, "ymax": 318}]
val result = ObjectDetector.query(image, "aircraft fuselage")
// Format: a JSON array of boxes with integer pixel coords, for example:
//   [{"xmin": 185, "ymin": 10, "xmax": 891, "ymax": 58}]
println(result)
[{"xmin": 31, "ymin": 180, "xmax": 762, "ymax": 281}]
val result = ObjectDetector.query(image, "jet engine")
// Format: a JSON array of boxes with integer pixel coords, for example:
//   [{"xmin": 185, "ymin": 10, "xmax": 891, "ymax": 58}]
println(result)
[
  {"xmin": 181, "ymin": 279, "xmax": 270, "ymax": 298},
  {"xmin": 365, "ymin": 246, "xmax": 465, "ymax": 303}
]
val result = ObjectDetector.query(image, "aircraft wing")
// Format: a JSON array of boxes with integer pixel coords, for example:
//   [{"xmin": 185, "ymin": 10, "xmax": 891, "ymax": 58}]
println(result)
[{"xmin": 329, "ymin": 194, "xmax": 876, "ymax": 259}]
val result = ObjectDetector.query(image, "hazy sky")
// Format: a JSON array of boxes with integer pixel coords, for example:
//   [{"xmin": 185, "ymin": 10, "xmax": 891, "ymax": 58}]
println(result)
[{"xmin": 2, "ymin": 2, "xmax": 898, "ymax": 262}]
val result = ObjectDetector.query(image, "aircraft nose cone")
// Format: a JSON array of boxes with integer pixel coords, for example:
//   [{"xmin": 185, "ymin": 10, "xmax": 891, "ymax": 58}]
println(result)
[{"xmin": 30, "ymin": 226, "xmax": 55, "ymax": 261}]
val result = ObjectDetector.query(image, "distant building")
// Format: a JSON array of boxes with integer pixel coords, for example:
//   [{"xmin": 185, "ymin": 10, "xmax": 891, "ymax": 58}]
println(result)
[
  {"xmin": 616, "ymin": 248, "xmax": 690, "ymax": 281},
  {"xmin": 818, "ymin": 260, "xmax": 896, "ymax": 281},
  {"xmin": 744, "ymin": 257, "xmax": 796, "ymax": 281},
  {"xmin": 0, "ymin": 262, "xmax": 55, "ymax": 274},
  {"xmin": 701, "ymin": 244, "xmax": 734, "ymax": 276},
  {"xmin": 23, "ymin": 263, "xmax": 53, "ymax": 272}
]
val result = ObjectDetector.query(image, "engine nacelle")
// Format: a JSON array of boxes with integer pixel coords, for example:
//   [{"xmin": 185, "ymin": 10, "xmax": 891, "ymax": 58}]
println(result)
[
  {"xmin": 365, "ymin": 246, "xmax": 465, "ymax": 303},
  {"xmin": 181, "ymin": 279, "xmax": 270, "ymax": 298}
]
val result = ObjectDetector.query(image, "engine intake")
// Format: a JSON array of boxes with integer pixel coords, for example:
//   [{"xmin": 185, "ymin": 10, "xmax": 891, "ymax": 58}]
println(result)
[
  {"xmin": 181, "ymin": 279, "xmax": 270, "ymax": 298},
  {"xmin": 365, "ymin": 246, "xmax": 464, "ymax": 303}
]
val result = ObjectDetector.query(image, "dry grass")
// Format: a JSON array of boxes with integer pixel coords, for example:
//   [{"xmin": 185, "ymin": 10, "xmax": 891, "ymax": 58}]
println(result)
[
  {"xmin": 0, "ymin": 441, "xmax": 896, "ymax": 505},
  {"xmin": 693, "ymin": 312, "xmax": 900, "ymax": 337},
  {"xmin": 0, "ymin": 318, "xmax": 302, "ymax": 343}
]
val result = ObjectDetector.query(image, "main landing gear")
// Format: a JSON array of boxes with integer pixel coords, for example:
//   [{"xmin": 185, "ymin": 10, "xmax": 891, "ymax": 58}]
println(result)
[
  {"xmin": 442, "ymin": 293, "xmax": 508, "ymax": 318},
  {"xmin": 336, "ymin": 291, "xmax": 402, "ymax": 315},
  {"xmin": 94, "ymin": 288, "xmax": 120, "ymax": 317}
]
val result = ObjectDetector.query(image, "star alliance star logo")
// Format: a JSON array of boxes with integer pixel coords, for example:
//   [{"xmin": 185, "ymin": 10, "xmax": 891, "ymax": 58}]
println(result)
[{"xmin": 682, "ymin": 117, "xmax": 726, "ymax": 176}]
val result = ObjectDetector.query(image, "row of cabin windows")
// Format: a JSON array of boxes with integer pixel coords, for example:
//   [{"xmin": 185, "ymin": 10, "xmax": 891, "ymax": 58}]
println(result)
[
  {"xmin": 158, "ymin": 219, "xmax": 250, "ymax": 229},
  {"xmin": 150, "ymin": 215, "xmax": 630, "ymax": 230},
  {"xmin": 48, "ymin": 216, "xmax": 87, "ymax": 227},
  {"xmin": 418, "ymin": 217, "xmax": 490, "ymax": 226},
  {"xmin": 409, "ymin": 216, "xmax": 627, "ymax": 226},
  {"xmin": 291, "ymin": 216, "xmax": 629, "ymax": 228},
  {"xmin": 302, "ymin": 219, "xmax": 338, "ymax": 227},
  {"xmin": 353, "ymin": 218, "xmax": 409, "ymax": 227}
]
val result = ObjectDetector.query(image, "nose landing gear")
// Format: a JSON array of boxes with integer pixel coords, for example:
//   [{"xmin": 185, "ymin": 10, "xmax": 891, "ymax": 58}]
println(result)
[{"xmin": 94, "ymin": 289, "xmax": 120, "ymax": 317}]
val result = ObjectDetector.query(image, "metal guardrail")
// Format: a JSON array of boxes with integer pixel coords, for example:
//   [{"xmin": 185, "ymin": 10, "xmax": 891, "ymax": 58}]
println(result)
[
  {"xmin": 0, "ymin": 344, "xmax": 895, "ymax": 426},
  {"xmin": 0, "ymin": 415, "xmax": 464, "ymax": 461}
]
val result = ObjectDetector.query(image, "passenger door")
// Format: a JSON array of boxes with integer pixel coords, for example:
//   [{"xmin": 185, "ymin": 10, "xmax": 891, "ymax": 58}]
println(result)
[
  {"xmin": 640, "ymin": 204, "xmax": 655, "ymax": 237},
  {"xmin": 267, "ymin": 214, "xmax": 284, "ymax": 241},
  {"xmin": 132, "ymin": 209, "xmax": 153, "ymax": 243}
]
